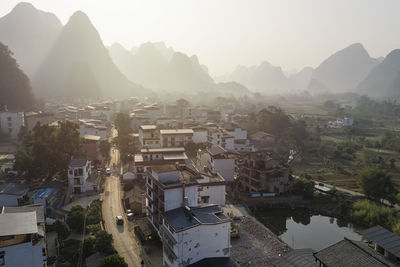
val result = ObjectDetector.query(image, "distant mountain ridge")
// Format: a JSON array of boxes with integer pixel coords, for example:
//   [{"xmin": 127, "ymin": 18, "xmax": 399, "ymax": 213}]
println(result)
[
  {"xmin": 108, "ymin": 42, "xmax": 244, "ymax": 95},
  {"xmin": 307, "ymin": 43, "xmax": 379, "ymax": 93},
  {"xmin": 0, "ymin": 2, "xmax": 62, "ymax": 77},
  {"xmin": 356, "ymin": 49, "xmax": 400, "ymax": 98},
  {"xmin": 32, "ymin": 11, "xmax": 144, "ymax": 99}
]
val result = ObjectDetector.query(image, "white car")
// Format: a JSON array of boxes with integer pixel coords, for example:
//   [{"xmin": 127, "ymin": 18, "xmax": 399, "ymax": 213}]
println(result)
[
  {"xmin": 116, "ymin": 215, "xmax": 123, "ymax": 225},
  {"xmin": 106, "ymin": 168, "xmax": 111, "ymax": 176}
]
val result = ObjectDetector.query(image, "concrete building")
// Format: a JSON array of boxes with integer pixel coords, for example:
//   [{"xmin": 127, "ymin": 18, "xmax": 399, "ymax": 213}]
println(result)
[
  {"xmin": 192, "ymin": 127, "xmax": 208, "ymax": 144},
  {"xmin": 160, "ymin": 129, "xmax": 194, "ymax": 148},
  {"xmin": 0, "ymin": 112, "xmax": 24, "ymax": 139},
  {"xmin": 0, "ymin": 183, "xmax": 29, "ymax": 207},
  {"xmin": 201, "ymin": 146, "xmax": 238, "ymax": 182},
  {"xmin": 0, "ymin": 211, "xmax": 46, "ymax": 267},
  {"xmin": 207, "ymin": 129, "xmax": 234, "ymax": 151},
  {"xmin": 133, "ymin": 147, "xmax": 188, "ymax": 180},
  {"xmin": 78, "ymin": 119, "xmax": 107, "ymax": 141},
  {"xmin": 24, "ymin": 112, "xmax": 55, "ymax": 132},
  {"xmin": 145, "ymin": 164, "xmax": 226, "ymax": 233},
  {"xmin": 68, "ymin": 157, "xmax": 98, "ymax": 194},
  {"xmin": 139, "ymin": 125, "xmax": 161, "ymax": 148},
  {"xmin": 31, "ymin": 188, "xmax": 58, "ymax": 216},
  {"xmin": 236, "ymin": 151, "xmax": 291, "ymax": 195},
  {"xmin": 160, "ymin": 205, "xmax": 231, "ymax": 267}
]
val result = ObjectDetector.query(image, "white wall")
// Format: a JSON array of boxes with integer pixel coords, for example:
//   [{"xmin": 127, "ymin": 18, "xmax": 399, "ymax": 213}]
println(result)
[
  {"xmin": 164, "ymin": 186, "xmax": 198, "ymax": 212},
  {"xmin": 1, "ymin": 241, "xmax": 45, "ymax": 267},
  {"xmin": 211, "ymin": 158, "xmax": 235, "ymax": 182},
  {"xmin": 199, "ymin": 184, "xmax": 226, "ymax": 206},
  {"xmin": 193, "ymin": 130, "xmax": 207, "ymax": 144},
  {"xmin": 165, "ymin": 222, "xmax": 230, "ymax": 267},
  {"xmin": 0, "ymin": 112, "xmax": 23, "ymax": 139}
]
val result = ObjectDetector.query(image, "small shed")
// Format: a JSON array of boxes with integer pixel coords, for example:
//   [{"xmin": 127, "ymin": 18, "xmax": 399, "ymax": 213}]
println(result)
[{"xmin": 123, "ymin": 171, "xmax": 136, "ymax": 181}]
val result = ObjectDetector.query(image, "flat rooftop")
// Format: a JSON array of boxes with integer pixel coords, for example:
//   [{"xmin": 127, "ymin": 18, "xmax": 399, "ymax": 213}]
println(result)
[
  {"xmin": 140, "ymin": 147, "xmax": 185, "ymax": 154},
  {"xmin": 140, "ymin": 125, "xmax": 157, "ymax": 130},
  {"xmin": 160, "ymin": 129, "xmax": 194, "ymax": 135},
  {"xmin": 0, "ymin": 211, "xmax": 38, "ymax": 236},
  {"xmin": 163, "ymin": 205, "xmax": 230, "ymax": 232}
]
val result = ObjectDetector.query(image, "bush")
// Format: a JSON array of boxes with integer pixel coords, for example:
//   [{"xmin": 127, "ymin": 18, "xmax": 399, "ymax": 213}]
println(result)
[
  {"xmin": 67, "ymin": 205, "xmax": 85, "ymax": 232},
  {"xmin": 95, "ymin": 230, "xmax": 116, "ymax": 255},
  {"xmin": 86, "ymin": 223, "xmax": 102, "ymax": 235},
  {"xmin": 86, "ymin": 200, "xmax": 102, "ymax": 225},
  {"xmin": 351, "ymin": 199, "xmax": 397, "ymax": 230},
  {"xmin": 54, "ymin": 219, "xmax": 71, "ymax": 240},
  {"xmin": 123, "ymin": 181, "xmax": 134, "ymax": 192},
  {"xmin": 83, "ymin": 237, "xmax": 95, "ymax": 258},
  {"xmin": 99, "ymin": 254, "xmax": 128, "ymax": 267},
  {"xmin": 59, "ymin": 239, "xmax": 81, "ymax": 265}
]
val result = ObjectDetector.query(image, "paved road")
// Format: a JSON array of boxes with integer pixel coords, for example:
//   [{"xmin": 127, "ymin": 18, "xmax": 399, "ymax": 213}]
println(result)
[{"xmin": 102, "ymin": 132, "xmax": 143, "ymax": 266}]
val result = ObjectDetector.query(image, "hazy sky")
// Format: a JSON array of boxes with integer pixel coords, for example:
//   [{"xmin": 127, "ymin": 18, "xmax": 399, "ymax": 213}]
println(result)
[{"xmin": 1, "ymin": 0, "xmax": 400, "ymax": 76}]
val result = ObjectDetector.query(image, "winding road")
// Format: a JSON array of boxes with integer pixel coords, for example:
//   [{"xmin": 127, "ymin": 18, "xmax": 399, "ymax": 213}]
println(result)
[{"xmin": 102, "ymin": 131, "xmax": 142, "ymax": 266}]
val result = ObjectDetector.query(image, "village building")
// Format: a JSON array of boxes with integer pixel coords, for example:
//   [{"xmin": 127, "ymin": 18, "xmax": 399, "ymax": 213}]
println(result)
[
  {"xmin": 161, "ymin": 204, "xmax": 231, "ymax": 267},
  {"xmin": 236, "ymin": 151, "xmax": 291, "ymax": 195},
  {"xmin": 139, "ymin": 125, "xmax": 161, "ymax": 148},
  {"xmin": 160, "ymin": 129, "xmax": 194, "ymax": 148},
  {"xmin": 0, "ymin": 111, "xmax": 24, "ymax": 139},
  {"xmin": 0, "ymin": 183, "xmax": 29, "ymax": 207},
  {"xmin": 67, "ymin": 157, "xmax": 99, "ymax": 194},
  {"xmin": 0, "ymin": 211, "xmax": 47, "ymax": 267}
]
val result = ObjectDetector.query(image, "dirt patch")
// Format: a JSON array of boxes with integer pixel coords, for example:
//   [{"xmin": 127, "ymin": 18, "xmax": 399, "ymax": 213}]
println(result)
[{"xmin": 231, "ymin": 216, "xmax": 290, "ymax": 267}]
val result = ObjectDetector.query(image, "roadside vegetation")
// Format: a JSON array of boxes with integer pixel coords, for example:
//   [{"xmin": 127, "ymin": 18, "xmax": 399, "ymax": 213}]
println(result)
[{"xmin": 113, "ymin": 112, "xmax": 138, "ymax": 163}]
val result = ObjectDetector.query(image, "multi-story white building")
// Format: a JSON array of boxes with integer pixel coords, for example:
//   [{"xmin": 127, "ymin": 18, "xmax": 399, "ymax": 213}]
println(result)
[
  {"xmin": 160, "ymin": 129, "xmax": 194, "ymax": 148},
  {"xmin": 160, "ymin": 204, "xmax": 231, "ymax": 267},
  {"xmin": 207, "ymin": 129, "xmax": 234, "ymax": 151},
  {"xmin": 145, "ymin": 164, "xmax": 226, "ymax": 232},
  {"xmin": 201, "ymin": 146, "xmax": 238, "ymax": 182},
  {"xmin": 68, "ymin": 157, "xmax": 98, "ymax": 194},
  {"xmin": 0, "ymin": 211, "xmax": 47, "ymax": 267},
  {"xmin": 78, "ymin": 119, "xmax": 107, "ymax": 141},
  {"xmin": 139, "ymin": 125, "xmax": 161, "ymax": 148},
  {"xmin": 133, "ymin": 147, "xmax": 188, "ymax": 179},
  {"xmin": 0, "ymin": 112, "xmax": 24, "ymax": 139}
]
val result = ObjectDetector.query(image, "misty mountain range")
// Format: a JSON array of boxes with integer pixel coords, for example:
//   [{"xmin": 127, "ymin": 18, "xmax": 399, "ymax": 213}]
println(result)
[{"xmin": 1, "ymin": 2, "xmax": 400, "ymax": 101}]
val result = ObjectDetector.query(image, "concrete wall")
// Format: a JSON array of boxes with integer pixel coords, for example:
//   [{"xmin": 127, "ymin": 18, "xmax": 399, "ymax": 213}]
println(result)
[
  {"xmin": 165, "ymin": 222, "xmax": 230, "ymax": 267},
  {"xmin": 0, "ymin": 112, "xmax": 23, "ymax": 139},
  {"xmin": 212, "ymin": 158, "xmax": 235, "ymax": 182},
  {"xmin": 164, "ymin": 186, "xmax": 198, "ymax": 212},
  {"xmin": 198, "ymin": 185, "xmax": 226, "ymax": 206}
]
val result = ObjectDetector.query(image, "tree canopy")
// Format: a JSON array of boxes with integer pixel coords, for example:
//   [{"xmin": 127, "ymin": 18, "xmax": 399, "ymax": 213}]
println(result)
[
  {"xmin": 14, "ymin": 120, "xmax": 85, "ymax": 178},
  {"xmin": 112, "ymin": 134, "xmax": 137, "ymax": 164},
  {"xmin": 359, "ymin": 166, "xmax": 396, "ymax": 202},
  {"xmin": 114, "ymin": 112, "xmax": 132, "ymax": 135},
  {"xmin": 0, "ymin": 42, "xmax": 35, "ymax": 111},
  {"xmin": 98, "ymin": 254, "xmax": 128, "ymax": 267}
]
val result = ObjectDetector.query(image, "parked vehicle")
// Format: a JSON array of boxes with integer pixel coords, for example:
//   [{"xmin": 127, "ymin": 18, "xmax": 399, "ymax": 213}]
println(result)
[
  {"xmin": 106, "ymin": 168, "xmax": 111, "ymax": 176},
  {"xmin": 116, "ymin": 215, "xmax": 123, "ymax": 225}
]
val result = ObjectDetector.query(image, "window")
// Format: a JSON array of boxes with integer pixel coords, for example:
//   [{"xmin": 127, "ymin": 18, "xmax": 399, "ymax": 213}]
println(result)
[
  {"xmin": 201, "ymin": 196, "xmax": 210, "ymax": 203},
  {"xmin": 0, "ymin": 251, "xmax": 4, "ymax": 266},
  {"xmin": 7, "ymin": 117, "xmax": 11, "ymax": 121},
  {"xmin": 7, "ymin": 122, "xmax": 12, "ymax": 127}
]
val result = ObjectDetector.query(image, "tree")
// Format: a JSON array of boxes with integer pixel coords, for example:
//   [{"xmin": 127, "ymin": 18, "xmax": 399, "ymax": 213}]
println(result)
[
  {"xmin": 83, "ymin": 237, "xmax": 95, "ymax": 258},
  {"xmin": 98, "ymin": 254, "xmax": 128, "ymax": 267},
  {"xmin": 359, "ymin": 166, "xmax": 396, "ymax": 202},
  {"xmin": 292, "ymin": 178, "xmax": 315, "ymax": 199},
  {"xmin": 99, "ymin": 140, "xmax": 111, "ymax": 159},
  {"xmin": 66, "ymin": 205, "xmax": 85, "ymax": 233},
  {"xmin": 54, "ymin": 219, "xmax": 71, "ymax": 240},
  {"xmin": 14, "ymin": 121, "xmax": 85, "ymax": 179},
  {"xmin": 114, "ymin": 113, "xmax": 132, "ymax": 135},
  {"xmin": 112, "ymin": 134, "xmax": 137, "ymax": 163},
  {"xmin": 0, "ymin": 42, "xmax": 35, "ymax": 111},
  {"xmin": 94, "ymin": 230, "xmax": 115, "ymax": 254}
]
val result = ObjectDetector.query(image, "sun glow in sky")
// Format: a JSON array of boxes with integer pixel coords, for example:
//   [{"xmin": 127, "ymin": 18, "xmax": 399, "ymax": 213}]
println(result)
[{"xmin": 1, "ymin": 0, "xmax": 400, "ymax": 76}]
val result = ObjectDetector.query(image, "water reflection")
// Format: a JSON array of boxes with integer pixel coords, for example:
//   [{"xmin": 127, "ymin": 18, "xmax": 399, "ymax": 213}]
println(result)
[{"xmin": 253, "ymin": 208, "xmax": 362, "ymax": 251}]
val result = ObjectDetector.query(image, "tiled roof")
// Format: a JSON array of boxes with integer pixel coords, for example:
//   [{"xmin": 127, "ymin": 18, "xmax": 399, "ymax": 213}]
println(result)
[
  {"xmin": 0, "ymin": 183, "xmax": 29, "ymax": 196},
  {"xmin": 314, "ymin": 238, "xmax": 396, "ymax": 267},
  {"xmin": 69, "ymin": 157, "xmax": 88, "ymax": 167}
]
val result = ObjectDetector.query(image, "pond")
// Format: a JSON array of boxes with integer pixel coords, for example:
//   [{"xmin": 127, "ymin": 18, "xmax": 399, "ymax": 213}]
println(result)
[{"xmin": 254, "ymin": 208, "xmax": 362, "ymax": 251}]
